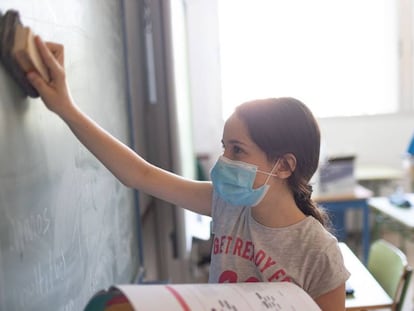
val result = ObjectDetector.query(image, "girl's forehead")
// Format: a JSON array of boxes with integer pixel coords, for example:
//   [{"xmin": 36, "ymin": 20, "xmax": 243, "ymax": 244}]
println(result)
[{"xmin": 223, "ymin": 114, "xmax": 251, "ymax": 142}]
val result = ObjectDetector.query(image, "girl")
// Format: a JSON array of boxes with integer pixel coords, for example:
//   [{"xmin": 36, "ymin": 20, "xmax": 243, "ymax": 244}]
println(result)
[{"xmin": 27, "ymin": 37, "xmax": 349, "ymax": 310}]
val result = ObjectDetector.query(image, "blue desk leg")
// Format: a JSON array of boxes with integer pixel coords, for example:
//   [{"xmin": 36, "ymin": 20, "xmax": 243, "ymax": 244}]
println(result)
[
  {"xmin": 330, "ymin": 209, "xmax": 347, "ymax": 242},
  {"xmin": 323, "ymin": 200, "xmax": 370, "ymax": 265}
]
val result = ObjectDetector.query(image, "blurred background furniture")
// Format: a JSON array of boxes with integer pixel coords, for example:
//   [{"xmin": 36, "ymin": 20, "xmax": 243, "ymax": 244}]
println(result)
[
  {"xmin": 341, "ymin": 242, "xmax": 393, "ymax": 310},
  {"xmin": 369, "ymin": 194, "xmax": 414, "ymax": 252},
  {"xmin": 367, "ymin": 239, "xmax": 412, "ymax": 311},
  {"xmin": 356, "ymin": 165, "xmax": 403, "ymax": 196},
  {"xmin": 314, "ymin": 185, "xmax": 373, "ymax": 263}
]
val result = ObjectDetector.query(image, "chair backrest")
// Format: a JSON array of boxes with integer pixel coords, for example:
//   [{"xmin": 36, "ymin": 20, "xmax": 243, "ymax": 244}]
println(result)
[{"xmin": 367, "ymin": 239, "xmax": 413, "ymax": 311}]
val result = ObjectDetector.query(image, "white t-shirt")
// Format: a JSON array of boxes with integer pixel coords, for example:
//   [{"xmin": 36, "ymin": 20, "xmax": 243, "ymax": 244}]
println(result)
[{"xmin": 208, "ymin": 191, "xmax": 350, "ymax": 299}]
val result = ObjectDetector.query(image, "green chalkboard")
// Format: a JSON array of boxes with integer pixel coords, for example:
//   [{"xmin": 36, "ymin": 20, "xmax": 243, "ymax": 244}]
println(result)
[{"xmin": 0, "ymin": 1, "xmax": 140, "ymax": 310}]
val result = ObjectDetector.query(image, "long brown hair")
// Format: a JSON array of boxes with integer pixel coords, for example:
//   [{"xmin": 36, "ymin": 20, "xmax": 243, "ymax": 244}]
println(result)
[{"xmin": 235, "ymin": 97, "xmax": 330, "ymax": 227}]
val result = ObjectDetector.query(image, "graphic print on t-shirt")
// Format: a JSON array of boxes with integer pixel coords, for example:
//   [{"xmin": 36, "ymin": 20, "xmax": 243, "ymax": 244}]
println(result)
[{"xmin": 213, "ymin": 234, "xmax": 292, "ymax": 283}]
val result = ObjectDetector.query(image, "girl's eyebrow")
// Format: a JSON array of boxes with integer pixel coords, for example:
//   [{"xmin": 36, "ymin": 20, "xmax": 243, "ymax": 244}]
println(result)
[
  {"xmin": 230, "ymin": 140, "xmax": 248, "ymax": 148},
  {"xmin": 222, "ymin": 138, "xmax": 247, "ymax": 146}
]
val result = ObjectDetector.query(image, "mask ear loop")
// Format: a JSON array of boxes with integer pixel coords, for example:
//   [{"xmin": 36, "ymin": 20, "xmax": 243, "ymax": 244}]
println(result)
[{"xmin": 259, "ymin": 159, "xmax": 280, "ymax": 185}]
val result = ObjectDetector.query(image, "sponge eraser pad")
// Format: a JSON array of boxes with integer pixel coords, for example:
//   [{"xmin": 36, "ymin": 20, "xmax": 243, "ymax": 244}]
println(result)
[
  {"xmin": 12, "ymin": 24, "xmax": 50, "ymax": 82},
  {"xmin": 0, "ymin": 10, "xmax": 44, "ymax": 98}
]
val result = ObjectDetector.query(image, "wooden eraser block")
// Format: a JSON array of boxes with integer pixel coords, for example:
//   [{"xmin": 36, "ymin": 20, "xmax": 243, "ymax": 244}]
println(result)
[{"xmin": 12, "ymin": 24, "xmax": 50, "ymax": 82}]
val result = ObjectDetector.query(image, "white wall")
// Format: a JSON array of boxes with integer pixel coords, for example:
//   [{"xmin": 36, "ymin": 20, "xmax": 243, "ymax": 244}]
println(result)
[
  {"xmin": 318, "ymin": 114, "xmax": 413, "ymax": 169},
  {"xmin": 186, "ymin": 0, "xmax": 414, "ymax": 173},
  {"xmin": 185, "ymin": 0, "xmax": 223, "ymax": 162}
]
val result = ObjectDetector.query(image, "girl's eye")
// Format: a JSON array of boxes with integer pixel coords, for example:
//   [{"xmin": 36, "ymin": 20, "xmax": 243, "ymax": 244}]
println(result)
[{"xmin": 233, "ymin": 145, "xmax": 243, "ymax": 154}]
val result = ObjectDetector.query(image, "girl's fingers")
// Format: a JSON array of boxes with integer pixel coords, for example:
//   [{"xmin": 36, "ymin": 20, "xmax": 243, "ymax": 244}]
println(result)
[
  {"xmin": 27, "ymin": 71, "xmax": 48, "ymax": 94},
  {"xmin": 45, "ymin": 41, "xmax": 64, "ymax": 66},
  {"xmin": 34, "ymin": 36, "xmax": 63, "ymax": 75}
]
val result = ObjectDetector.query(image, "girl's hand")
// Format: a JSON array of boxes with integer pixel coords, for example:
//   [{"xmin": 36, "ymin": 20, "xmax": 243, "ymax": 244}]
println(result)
[{"xmin": 27, "ymin": 36, "xmax": 75, "ymax": 118}]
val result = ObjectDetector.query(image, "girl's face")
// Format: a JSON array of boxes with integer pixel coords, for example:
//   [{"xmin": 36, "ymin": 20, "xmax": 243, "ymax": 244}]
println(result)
[{"xmin": 221, "ymin": 113, "xmax": 276, "ymax": 189}]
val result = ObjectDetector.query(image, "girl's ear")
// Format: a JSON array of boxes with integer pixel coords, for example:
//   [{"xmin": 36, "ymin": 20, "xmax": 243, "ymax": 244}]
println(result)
[{"xmin": 276, "ymin": 153, "xmax": 297, "ymax": 179}]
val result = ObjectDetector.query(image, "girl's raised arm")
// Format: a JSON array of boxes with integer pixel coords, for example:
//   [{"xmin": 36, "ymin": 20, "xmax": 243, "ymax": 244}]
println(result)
[{"xmin": 27, "ymin": 36, "xmax": 213, "ymax": 216}]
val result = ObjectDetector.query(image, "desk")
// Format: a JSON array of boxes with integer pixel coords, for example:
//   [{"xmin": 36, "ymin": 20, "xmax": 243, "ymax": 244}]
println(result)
[
  {"xmin": 313, "ymin": 185, "xmax": 373, "ymax": 263},
  {"xmin": 340, "ymin": 242, "xmax": 393, "ymax": 310},
  {"xmin": 356, "ymin": 165, "xmax": 403, "ymax": 195},
  {"xmin": 356, "ymin": 165, "xmax": 403, "ymax": 183},
  {"xmin": 368, "ymin": 194, "xmax": 414, "ymax": 243}
]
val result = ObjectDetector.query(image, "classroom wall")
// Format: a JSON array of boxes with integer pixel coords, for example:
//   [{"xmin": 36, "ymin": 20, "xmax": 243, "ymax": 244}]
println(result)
[
  {"xmin": 318, "ymin": 114, "xmax": 414, "ymax": 169},
  {"xmin": 186, "ymin": 0, "xmax": 414, "ymax": 173}
]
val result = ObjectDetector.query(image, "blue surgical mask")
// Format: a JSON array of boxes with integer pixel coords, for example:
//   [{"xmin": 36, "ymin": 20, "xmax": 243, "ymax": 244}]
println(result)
[{"xmin": 210, "ymin": 156, "xmax": 278, "ymax": 207}]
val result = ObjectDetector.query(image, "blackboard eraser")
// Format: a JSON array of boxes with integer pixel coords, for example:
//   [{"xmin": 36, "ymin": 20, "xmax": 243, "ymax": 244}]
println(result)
[{"xmin": 12, "ymin": 24, "xmax": 50, "ymax": 82}]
